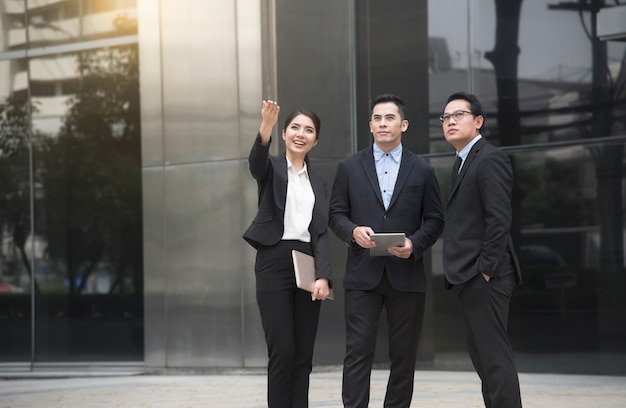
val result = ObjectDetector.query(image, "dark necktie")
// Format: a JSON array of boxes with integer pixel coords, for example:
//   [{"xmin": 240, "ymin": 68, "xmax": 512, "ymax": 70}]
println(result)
[{"xmin": 451, "ymin": 155, "xmax": 462, "ymax": 187}]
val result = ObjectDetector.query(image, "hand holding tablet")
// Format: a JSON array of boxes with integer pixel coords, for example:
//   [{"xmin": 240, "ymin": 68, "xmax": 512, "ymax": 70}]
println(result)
[
  {"xmin": 369, "ymin": 233, "xmax": 406, "ymax": 256},
  {"xmin": 291, "ymin": 250, "xmax": 335, "ymax": 300}
]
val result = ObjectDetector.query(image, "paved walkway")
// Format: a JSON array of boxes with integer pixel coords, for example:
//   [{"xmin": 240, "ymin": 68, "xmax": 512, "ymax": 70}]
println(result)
[{"xmin": 1, "ymin": 368, "xmax": 625, "ymax": 407}]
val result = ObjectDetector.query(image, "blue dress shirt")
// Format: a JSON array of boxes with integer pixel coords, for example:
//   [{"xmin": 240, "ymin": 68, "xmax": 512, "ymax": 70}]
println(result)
[{"xmin": 373, "ymin": 143, "xmax": 402, "ymax": 209}]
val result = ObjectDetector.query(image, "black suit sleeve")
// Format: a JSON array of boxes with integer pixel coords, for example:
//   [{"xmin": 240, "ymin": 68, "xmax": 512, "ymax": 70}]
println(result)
[
  {"xmin": 410, "ymin": 164, "xmax": 444, "ymax": 259},
  {"xmin": 477, "ymin": 149, "xmax": 513, "ymax": 276},
  {"xmin": 248, "ymin": 134, "xmax": 271, "ymax": 181},
  {"xmin": 328, "ymin": 160, "xmax": 358, "ymax": 244}
]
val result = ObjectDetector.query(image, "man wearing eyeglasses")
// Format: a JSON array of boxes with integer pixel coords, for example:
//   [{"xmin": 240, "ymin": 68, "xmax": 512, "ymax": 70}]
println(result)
[{"xmin": 441, "ymin": 92, "xmax": 523, "ymax": 408}]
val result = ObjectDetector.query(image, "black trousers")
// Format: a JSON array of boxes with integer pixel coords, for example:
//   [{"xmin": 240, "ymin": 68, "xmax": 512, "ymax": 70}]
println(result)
[
  {"xmin": 255, "ymin": 240, "xmax": 322, "ymax": 408},
  {"xmin": 342, "ymin": 272, "xmax": 425, "ymax": 408},
  {"xmin": 454, "ymin": 273, "xmax": 522, "ymax": 408}
]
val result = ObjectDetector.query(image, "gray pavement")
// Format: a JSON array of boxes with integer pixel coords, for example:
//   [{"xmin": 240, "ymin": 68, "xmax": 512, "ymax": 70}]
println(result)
[{"xmin": 1, "ymin": 367, "xmax": 625, "ymax": 407}]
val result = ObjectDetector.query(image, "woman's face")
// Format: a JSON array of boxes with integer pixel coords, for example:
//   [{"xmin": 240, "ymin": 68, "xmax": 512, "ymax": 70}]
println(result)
[{"xmin": 282, "ymin": 114, "xmax": 318, "ymax": 158}]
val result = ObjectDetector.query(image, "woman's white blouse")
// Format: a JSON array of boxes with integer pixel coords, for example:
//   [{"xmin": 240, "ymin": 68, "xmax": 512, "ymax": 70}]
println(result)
[{"xmin": 282, "ymin": 158, "xmax": 315, "ymax": 243}]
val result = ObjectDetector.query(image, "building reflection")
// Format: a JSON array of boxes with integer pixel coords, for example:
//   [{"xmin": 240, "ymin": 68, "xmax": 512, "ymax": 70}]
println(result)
[{"xmin": 0, "ymin": 0, "xmax": 624, "ymax": 375}]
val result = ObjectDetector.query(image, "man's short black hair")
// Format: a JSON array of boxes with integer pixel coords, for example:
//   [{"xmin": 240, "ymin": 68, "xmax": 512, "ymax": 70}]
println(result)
[
  {"xmin": 446, "ymin": 92, "xmax": 485, "ymax": 130},
  {"xmin": 370, "ymin": 94, "xmax": 407, "ymax": 120}
]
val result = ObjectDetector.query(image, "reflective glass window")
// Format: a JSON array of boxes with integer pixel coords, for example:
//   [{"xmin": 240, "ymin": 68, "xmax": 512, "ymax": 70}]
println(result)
[
  {"xmin": 428, "ymin": 0, "xmax": 626, "ymax": 363},
  {"xmin": 0, "ymin": 57, "xmax": 32, "ymax": 362},
  {"xmin": 0, "ymin": 0, "xmax": 27, "ymax": 52},
  {"xmin": 0, "ymin": 0, "xmax": 141, "ymax": 364},
  {"xmin": 30, "ymin": 44, "xmax": 143, "ymax": 362}
]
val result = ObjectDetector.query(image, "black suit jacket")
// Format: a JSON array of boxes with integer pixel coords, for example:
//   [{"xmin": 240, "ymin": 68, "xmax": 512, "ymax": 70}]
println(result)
[
  {"xmin": 442, "ymin": 138, "xmax": 522, "ymax": 286},
  {"xmin": 243, "ymin": 135, "xmax": 332, "ymax": 282},
  {"xmin": 329, "ymin": 145, "xmax": 444, "ymax": 292}
]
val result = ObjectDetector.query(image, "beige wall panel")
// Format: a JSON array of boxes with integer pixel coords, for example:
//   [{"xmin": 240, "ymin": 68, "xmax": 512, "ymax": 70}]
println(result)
[
  {"xmin": 142, "ymin": 168, "xmax": 167, "ymax": 368},
  {"xmin": 138, "ymin": 0, "xmax": 165, "ymax": 167},
  {"xmin": 164, "ymin": 162, "xmax": 244, "ymax": 367},
  {"xmin": 160, "ymin": 0, "xmax": 240, "ymax": 165},
  {"xmin": 240, "ymin": 158, "xmax": 269, "ymax": 367},
  {"xmin": 236, "ymin": 0, "xmax": 266, "ymax": 153}
]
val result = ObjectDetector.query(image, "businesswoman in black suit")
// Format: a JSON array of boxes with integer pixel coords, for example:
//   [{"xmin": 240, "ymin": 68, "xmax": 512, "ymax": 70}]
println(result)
[{"xmin": 243, "ymin": 100, "xmax": 332, "ymax": 408}]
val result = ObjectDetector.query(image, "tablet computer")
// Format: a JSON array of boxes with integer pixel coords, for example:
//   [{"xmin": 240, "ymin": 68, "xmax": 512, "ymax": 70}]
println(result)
[
  {"xmin": 291, "ymin": 250, "xmax": 334, "ymax": 300},
  {"xmin": 369, "ymin": 233, "xmax": 406, "ymax": 256}
]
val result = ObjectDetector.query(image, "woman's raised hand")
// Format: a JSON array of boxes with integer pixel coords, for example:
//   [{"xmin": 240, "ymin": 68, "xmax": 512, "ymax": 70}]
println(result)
[{"xmin": 259, "ymin": 100, "xmax": 280, "ymax": 142}]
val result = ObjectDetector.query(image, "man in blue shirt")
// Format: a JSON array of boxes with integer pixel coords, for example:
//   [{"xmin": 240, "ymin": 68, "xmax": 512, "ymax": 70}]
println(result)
[{"xmin": 329, "ymin": 94, "xmax": 444, "ymax": 407}]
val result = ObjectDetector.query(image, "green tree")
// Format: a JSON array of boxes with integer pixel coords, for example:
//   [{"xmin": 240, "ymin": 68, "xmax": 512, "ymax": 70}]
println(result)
[
  {"xmin": 38, "ymin": 44, "xmax": 142, "ymax": 294},
  {"xmin": 0, "ymin": 94, "xmax": 37, "ymax": 291}
]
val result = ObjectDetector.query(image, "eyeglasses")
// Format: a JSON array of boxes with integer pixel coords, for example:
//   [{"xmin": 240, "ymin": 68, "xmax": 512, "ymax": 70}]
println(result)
[{"xmin": 440, "ymin": 110, "xmax": 474, "ymax": 124}]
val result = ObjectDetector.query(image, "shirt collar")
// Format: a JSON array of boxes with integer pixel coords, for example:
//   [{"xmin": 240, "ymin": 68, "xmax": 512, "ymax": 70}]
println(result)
[
  {"xmin": 286, "ymin": 156, "xmax": 309, "ymax": 176},
  {"xmin": 457, "ymin": 134, "xmax": 482, "ymax": 161},
  {"xmin": 373, "ymin": 143, "xmax": 402, "ymax": 163}
]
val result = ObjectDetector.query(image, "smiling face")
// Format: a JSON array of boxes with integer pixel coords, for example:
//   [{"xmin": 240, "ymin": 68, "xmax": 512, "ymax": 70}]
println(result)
[
  {"xmin": 282, "ymin": 114, "xmax": 318, "ymax": 162},
  {"xmin": 369, "ymin": 101, "xmax": 409, "ymax": 152},
  {"xmin": 442, "ymin": 99, "xmax": 483, "ymax": 152}
]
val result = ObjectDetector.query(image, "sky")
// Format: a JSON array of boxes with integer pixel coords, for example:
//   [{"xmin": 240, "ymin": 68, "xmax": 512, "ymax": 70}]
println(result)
[{"xmin": 428, "ymin": 0, "xmax": 623, "ymax": 81}]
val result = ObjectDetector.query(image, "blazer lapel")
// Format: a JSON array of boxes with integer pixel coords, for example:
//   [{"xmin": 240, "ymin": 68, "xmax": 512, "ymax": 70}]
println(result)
[
  {"xmin": 360, "ymin": 147, "xmax": 385, "ymax": 208},
  {"xmin": 448, "ymin": 138, "xmax": 486, "ymax": 202},
  {"xmin": 309, "ymin": 171, "xmax": 325, "ymax": 233},
  {"xmin": 273, "ymin": 155, "xmax": 289, "ymax": 211}
]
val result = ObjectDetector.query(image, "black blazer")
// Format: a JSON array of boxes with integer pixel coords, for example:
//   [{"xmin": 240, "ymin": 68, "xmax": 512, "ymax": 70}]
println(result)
[
  {"xmin": 243, "ymin": 135, "xmax": 332, "ymax": 283},
  {"xmin": 442, "ymin": 138, "xmax": 522, "ymax": 286},
  {"xmin": 329, "ymin": 145, "xmax": 444, "ymax": 292}
]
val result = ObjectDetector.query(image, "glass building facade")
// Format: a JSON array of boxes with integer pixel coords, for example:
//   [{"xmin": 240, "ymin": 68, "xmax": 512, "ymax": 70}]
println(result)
[
  {"xmin": 0, "ymin": 0, "xmax": 142, "ymax": 366},
  {"xmin": 1, "ymin": 0, "xmax": 624, "ymax": 375}
]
